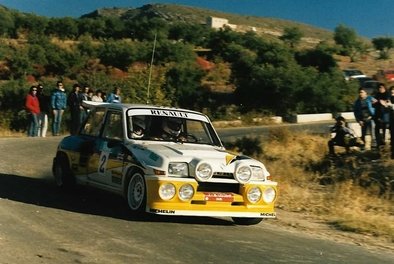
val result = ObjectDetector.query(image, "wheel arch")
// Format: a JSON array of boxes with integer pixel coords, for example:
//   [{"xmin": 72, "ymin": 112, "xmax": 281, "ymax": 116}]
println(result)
[{"xmin": 53, "ymin": 151, "xmax": 71, "ymax": 175}]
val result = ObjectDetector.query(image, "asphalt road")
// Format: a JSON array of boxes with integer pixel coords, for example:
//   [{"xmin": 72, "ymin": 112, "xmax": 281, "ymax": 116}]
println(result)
[{"xmin": 0, "ymin": 135, "xmax": 393, "ymax": 264}]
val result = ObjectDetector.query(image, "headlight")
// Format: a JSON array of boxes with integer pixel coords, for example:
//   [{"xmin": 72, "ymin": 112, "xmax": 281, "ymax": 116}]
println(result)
[
  {"xmin": 179, "ymin": 184, "xmax": 194, "ymax": 201},
  {"xmin": 262, "ymin": 187, "xmax": 276, "ymax": 203},
  {"xmin": 159, "ymin": 183, "xmax": 176, "ymax": 200},
  {"xmin": 251, "ymin": 166, "xmax": 264, "ymax": 180},
  {"xmin": 168, "ymin": 162, "xmax": 188, "ymax": 177},
  {"xmin": 235, "ymin": 165, "xmax": 252, "ymax": 183},
  {"xmin": 247, "ymin": 187, "xmax": 262, "ymax": 203},
  {"xmin": 195, "ymin": 162, "xmax": 213, "ymax": 182}
]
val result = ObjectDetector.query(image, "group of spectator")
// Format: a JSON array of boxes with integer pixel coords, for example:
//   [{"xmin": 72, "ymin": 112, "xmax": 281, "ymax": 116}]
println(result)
[
  {"xmin": 25, "ymin": 81, "xmax": 122, "ymax": 137},
  {"xmin": 328, "ymin": 83, "xmax": 394, "ymax": 159}
]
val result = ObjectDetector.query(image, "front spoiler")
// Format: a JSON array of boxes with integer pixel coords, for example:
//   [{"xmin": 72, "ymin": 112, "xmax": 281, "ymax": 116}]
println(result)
[{"xmin": 147, "ymin": 206, "xmax": 276, "ymax": 218}]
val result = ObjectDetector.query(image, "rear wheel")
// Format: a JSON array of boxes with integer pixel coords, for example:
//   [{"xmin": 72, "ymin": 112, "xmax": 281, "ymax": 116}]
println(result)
[
  {"xmin": 232, "ymin": 217, "xmax": 263, "ymax": 225},
  {"xmin": 126, "ymin": 171, "xmax": 146, "ymax": 212},
  {"xmin": 53, "ymin": 154, "xmax": 75, "ymax": 189}
]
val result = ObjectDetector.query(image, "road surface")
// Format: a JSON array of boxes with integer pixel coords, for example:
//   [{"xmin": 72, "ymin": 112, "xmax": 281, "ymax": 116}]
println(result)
[{"xmin": 0, "ymin": 136, "xmax": 392, "ymax": 264}]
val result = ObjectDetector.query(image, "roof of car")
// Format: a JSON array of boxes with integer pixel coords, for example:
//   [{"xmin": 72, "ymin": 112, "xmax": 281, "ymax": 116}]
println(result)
[{"xmin": 82, "ymin": 101, "xmax": 205, "ymax": 116}]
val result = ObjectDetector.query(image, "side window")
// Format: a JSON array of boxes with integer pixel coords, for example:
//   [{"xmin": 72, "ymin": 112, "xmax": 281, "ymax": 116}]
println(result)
[
  {"xmin": 80, "ymin": 108, "xmax": 105, "ymax": 136},
  {"xmin": 102, "ymin": 111, "xmax": 123, "ymax": 140}
]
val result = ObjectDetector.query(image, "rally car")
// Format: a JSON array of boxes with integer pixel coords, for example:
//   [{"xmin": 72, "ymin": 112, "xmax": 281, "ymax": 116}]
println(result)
[{"xmin": 52, "ymin": 102, "xmax": 278, "ymax": 225}]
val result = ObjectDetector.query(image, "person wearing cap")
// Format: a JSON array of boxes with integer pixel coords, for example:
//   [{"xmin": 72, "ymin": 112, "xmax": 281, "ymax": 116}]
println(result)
[
  {"xmin": 51, "ymin": 81, "xmax": 67, "ymax": 136},
  {"xmin": 37, "ymin": 84, "xmax": 50, "ymax": 137},
  {"xmin": 25, "ymin": 85, "xmax": 41, "ymax": 137},
  {"xmin": 68, "ymin": 83, "xmax": 81, "ymax": 135}
]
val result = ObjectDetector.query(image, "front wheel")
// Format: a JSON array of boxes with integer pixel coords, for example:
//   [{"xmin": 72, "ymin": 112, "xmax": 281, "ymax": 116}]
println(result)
[
  {"xmin": 232, "ymin": 217, "xmax": 263, "ymax": 225},
  {"xmin": 126, "ymin": 171, "xmax": 147, "ymax": 213}
]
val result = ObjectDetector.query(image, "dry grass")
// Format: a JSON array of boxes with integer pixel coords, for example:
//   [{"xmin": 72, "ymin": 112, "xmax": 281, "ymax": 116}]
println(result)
[
  {"xmin": 238, "ymin": 129, "xmax": 394, "ymax": 242},
  {"xmin": 0, "ymin": 129, "xmax": 25, "ymax": 137}
]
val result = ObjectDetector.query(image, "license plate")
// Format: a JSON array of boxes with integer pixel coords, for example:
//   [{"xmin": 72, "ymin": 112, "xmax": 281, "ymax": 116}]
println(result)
[{"xmin": 204, "ymin": 192, "xmax": 234, "ymax": 202}]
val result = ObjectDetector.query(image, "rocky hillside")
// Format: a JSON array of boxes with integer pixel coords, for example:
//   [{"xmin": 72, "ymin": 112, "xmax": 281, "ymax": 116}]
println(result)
[{"xmin": 81, "ymin": 3, "xmax": 334, "ymax": 47}]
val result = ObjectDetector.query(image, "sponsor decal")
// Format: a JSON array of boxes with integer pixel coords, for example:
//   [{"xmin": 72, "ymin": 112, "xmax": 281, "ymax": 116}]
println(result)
[
  {"xmin": 150, "ymin": 208, "xmax": 176, "ymax": 214},
  {"xmin": 225, "ymin": 154, "xmax": 236, "ymax": 165},
  {"xmin": 150, "ymin": 109, "xmax": 188, "ymax": 118},
  {"xmin": 260, "ymin": 212, "xmax": 276, "ymax": 217},
  {"xmin": 204, "ymin": 192, "xmax": 234, "ymax": 202},
  {"xmin": 224, "ymin": 152, "xmax": 251, "ymax": 165}
]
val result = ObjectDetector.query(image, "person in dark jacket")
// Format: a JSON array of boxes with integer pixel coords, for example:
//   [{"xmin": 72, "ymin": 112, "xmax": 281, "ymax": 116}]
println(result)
[
  {"xmin": 68, "ymin": 83, "xmax": 81, "ymax": 135},
  {"xmin": 353, "ymin": 87, "xmax": 377, "ymax": 150},
  {"xmin": 37, "ymin": 84, "xmax": 50, "ymax": 137},
  {"xmin": 51, "ymin": 81, "xmax": 67, "ymax": 136},
  {"xmin": 328, "ymin": 116, "xmax": 363, "ymax": 155},
  {"xmin": 373, "ymin": 83, "xmax": 390, "ymax": 147},
  {"xmin": 387, "ymin": 87, "xmax": 394, "ymax": 159},
  {"xmin": 25, "ymin": 85, "xmax": 40, "ymax": 137}
]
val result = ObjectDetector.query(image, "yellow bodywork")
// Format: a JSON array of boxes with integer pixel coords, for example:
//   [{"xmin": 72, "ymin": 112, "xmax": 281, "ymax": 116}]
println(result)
[{"xmin": 145, "ymin": 177, "xmax": 277, "ymax": 218}]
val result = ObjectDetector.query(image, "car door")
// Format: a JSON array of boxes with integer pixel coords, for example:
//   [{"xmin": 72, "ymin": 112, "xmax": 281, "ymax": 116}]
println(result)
[
  {"xmin": 88, "ymin": 110, "xmax": 126, "ymax": 188},
  {"xmin": 76, "ymin": 107, "xmax": 106, "ymax": 179}
]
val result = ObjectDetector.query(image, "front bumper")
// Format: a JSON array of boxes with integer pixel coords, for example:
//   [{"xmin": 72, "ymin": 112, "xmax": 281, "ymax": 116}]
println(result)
[{"xmin": 145, "ymin": 176, "xmax": 277, "ymax": 218}]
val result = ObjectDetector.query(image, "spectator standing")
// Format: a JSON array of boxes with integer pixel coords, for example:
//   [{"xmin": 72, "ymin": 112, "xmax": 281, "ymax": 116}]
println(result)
[
  {"xmin": 373, "ymin": 83, "xmax": 390, "ymax": 147},
  {"xmin": 87, "ymin": 88, "xmax": 94, "ymax": 101},
  {"xmin": 79, "ymin": 85, "xmax": 90, "ymax": 124},
  {"xmin": 387, "ymin": 87, "xmax": 394, "ymax": 159},
  {"xmin": 106, "ymin": 87, "xmax": 122, "ymax": 103},
  {"xmin": 51, "ymin": 81, "xmax": 67, "ymax": 136},
  {"xmin": 25, "ymin": 85, "xmax": 40, "ymax": 137},
  {"xmin": 68, "ymin": 83, "xmax": 81, "ymax": 135},
  {"xmin": 354, "ymin": 87, "xmax": 376, "ymax": 150},
  {"xmin": 37, "ymin": 84, "xmax": 50, "ymax": 137},
  {"xmin": 92, "ymin": 89, "xmax": 104, "ymax": 102}
]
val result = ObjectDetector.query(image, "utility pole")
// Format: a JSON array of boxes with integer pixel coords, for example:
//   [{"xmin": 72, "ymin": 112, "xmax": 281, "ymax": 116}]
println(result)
[{"xmin": 147, "ymin": 32, "xmax": 157, "ymax": 104}]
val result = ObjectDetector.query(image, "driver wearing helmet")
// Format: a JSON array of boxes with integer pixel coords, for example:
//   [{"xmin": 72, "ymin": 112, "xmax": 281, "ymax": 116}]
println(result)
[
  {"xmin": 131, "ymin": 116, "xmax": 146, "ymax": 139},
  {"xmin": 162, "ymin": 117, "xmax": 183, "ymax": 140}
]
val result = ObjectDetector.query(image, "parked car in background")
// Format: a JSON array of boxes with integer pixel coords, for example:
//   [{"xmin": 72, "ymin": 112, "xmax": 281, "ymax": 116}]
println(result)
[
  {"xmin": 356, "ymin": 76, "xmax": 374, "ymax": 87},
  {"xmin": 343, "ymin": 69, "xmax": 367, "ymax": 81},
  {"xmin": 374, "ymin": 69, "xmax": 394, "ymax": 82},
  {"xmin": 52, "ymin": 102, "xmax": 278, "ymax": 225},
  {"xmin": 373, "ymin": 69, "xmax": 394, "ymax": 90},
  {"xmin": 363, "ymin": 80, "xmax": 381, "ymax": 95}
]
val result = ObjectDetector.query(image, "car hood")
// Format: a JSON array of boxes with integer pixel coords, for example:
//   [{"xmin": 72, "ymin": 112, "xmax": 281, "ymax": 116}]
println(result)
[{"xmin": 126, "ymin": 142, "xmax": 269, "ymax": 177}]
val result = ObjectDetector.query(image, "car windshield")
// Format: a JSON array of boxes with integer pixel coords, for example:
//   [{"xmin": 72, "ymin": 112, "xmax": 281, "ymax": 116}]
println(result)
[{"xmin": 127, "ymin": 114, "xmax": 222, "ymax": 147}]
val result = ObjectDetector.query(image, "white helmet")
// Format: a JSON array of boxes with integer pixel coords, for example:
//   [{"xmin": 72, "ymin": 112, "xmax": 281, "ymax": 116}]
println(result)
[
  {"xmin": 132, "ymin": 116, "xmax": 146, "ymax": 139},
  {"xmin": 163, "ymin": 118, "xmax": 182, "ymax": 137}
]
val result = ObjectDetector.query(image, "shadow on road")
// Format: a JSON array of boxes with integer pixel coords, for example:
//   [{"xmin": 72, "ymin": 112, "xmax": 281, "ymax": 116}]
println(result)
[{"xmin": 0, "ymin": 173, "xmax": 234, "ymax": 226}]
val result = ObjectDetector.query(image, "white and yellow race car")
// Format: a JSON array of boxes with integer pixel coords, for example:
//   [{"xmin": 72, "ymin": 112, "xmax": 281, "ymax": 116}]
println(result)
[{"xmin": 53, "ymin": 102, "xmax": 278, "ymax": 225}]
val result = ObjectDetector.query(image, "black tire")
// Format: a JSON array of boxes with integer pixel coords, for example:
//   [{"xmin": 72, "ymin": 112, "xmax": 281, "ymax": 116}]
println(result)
[
  {"xmin": 232, "ymin": 217, "xmax": 263, "ymax": 225},
  {"xmin": 126, "ymin": 171, "xmax": 147, "ymax": 213},
  {"xmin": 53, "ymin": 154, "xmax": 75, "ymax": 189}
]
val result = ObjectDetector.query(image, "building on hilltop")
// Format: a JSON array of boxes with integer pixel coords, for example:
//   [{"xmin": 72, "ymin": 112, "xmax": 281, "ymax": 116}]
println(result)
[{"xmin": 207, "ymin": 16, "xmax": 237, "ymax": 30}]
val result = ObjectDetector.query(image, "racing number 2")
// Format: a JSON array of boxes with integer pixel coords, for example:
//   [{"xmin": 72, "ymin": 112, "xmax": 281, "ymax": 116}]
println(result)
[{"xmin": 98, "ymin": 151, "xmax": 110, "ymax": 173}]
